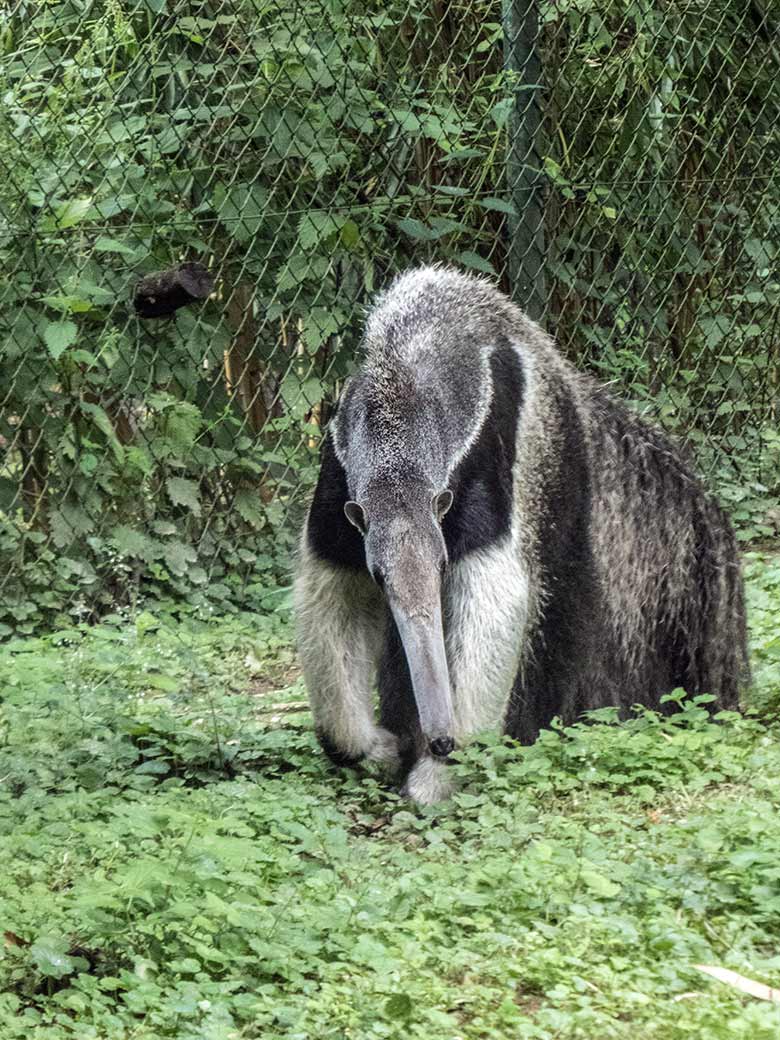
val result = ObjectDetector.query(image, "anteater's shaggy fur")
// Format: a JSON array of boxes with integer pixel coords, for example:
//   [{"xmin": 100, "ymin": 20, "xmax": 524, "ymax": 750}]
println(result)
[{"xmin": 295, "ymin": 266, "xmax": 749, "ymax": 802}]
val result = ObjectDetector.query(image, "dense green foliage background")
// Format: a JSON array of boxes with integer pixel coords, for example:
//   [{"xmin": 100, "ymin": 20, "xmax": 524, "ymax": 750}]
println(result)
[
  {"xmin": 1, "ymin": 553, "xmax": 779, "ymax": 1037},
  {"xmin": 1, "ymin": 0, "xmax": 779, "ymax": 635}
]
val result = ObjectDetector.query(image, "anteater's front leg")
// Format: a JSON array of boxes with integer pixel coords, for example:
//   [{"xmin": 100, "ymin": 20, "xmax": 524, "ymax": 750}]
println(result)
[
  {"xmin": 294, "ymin": 546, "xmax": 400, "ymax": 770},
  {"xmin": 389, "ymin": 543, "xmax": 531, "ymax": 805}
]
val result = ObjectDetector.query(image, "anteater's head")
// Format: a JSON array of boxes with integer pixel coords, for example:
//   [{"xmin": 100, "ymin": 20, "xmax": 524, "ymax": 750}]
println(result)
[{"xmin": 344, "ymin": 472, "xmax": 456, "ymax": 759}]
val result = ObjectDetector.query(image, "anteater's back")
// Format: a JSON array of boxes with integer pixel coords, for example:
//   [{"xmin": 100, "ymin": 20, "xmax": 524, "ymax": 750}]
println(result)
[{"xmin": 577, "ymin": 380, "xmax": 748, "ymax": 711}]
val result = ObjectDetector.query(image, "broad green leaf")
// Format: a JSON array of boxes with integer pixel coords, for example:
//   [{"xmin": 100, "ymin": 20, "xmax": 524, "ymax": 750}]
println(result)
[
  {"xmin": 134, "ymin": 759, "xmax": 171, "ymax": 774},
  {"xmin": 214, "ymin": 183, "xmax": 267, "ymax": 244},
  {"xmin": 275, "ymin": 255, "xmax": 329, "ymax": 291},
  {"xmin": 43, "ymin": 320, "xmax": 77, "ymax": 360},
  {"xmin": 80, "ymin": 402, "xmax": 124, "ymax": 462},
  {"xmin": 59, "ymin": 556, "xmax": 97, "ymax": 583},
  {"xmin": 151, "ymin": 520, "xmax": 177, "ymax": 536},
  {"xmin": 440, "ymin": 147, "xmax": 485, "ymax": 162},
  {"xmin": 163, "ymin": 540, "xmax": 198, "ymax": 576},
  {"xmin": 395, "ymin": 217, "xmax": 437, "ymax": 241},
  {"xmin": 40, "ymin": 295, "xmax": 94, "ymax": 314},
  {"xmin": 390, "ymin": 109, "xmax": 423, "ymax": 133},
  {"xmin": 111, "ymin": 525, "xmax": 158, "ymax": 561},
  {"xmin": 30, "ymin": 937, "xmax": 88, "ymax": 980},
  {"xmin": 384, "ymin": 993, "xmax": 414, "ymax": 1019},
  {"xmin": 125, "ymin": 446, "xmax": 153, "ymax": 476},
  {"xmin": 161, "ymin": 401, "xmax": 203, "ymax": 453},
  {"xmin": 340, "ymin": 219, "xmax": 360, "ymax": 249},
  {"xmin": 50, "ymin": 503, "xmax": 94, "ymax": 547},
  {"xmin": 41, "ymin": 197, "xmax": 92, "ymax": 230},
  {"xmin": 476, "ymin": 196, "xmax": 518, "ymax": 215},
  {"xmin": 78, "ymin": 453, "xmax": 98, "ymax": 476},
  {"xmin": 491, "ymin": 97, "xmax": 514, "ymax": 127},
  {"xmin": 279, "ymin": 375, "xmax": 323, "ymax": 420},
  {"xmin": 93, "ymin": 236, "xmax": 143, "ymax": 258},
  {"xmin": 298, "ymin": 210, "xmax": 342, "ymax": 249},
  {"xmin": 301, "ymin": 307, "xmax": 343, "ymax": 353},
  {"xmin": 580, "ymin": 869, "xmax": 621, "ymax": 898},
  {"xmin": 142, "ymin": 672, "xmax": 181, "ymax": 693},
  {"xmin": 744, "ymin": 238, "xmax": 775, "ymax": 265},
  {"xmin": 456, "ymin": 251, "xmax": 496, "ymax": 275},
  {"xmin": 428, "ymin": 215, "xmax": 467, "ymax": 238},
  {"xmin": 166, "ymin": 476, "xmax": 202, "ymax": 516},
  {"xmin": 235, "ymin": 488, "xmax": 265, "ymax": 528}
]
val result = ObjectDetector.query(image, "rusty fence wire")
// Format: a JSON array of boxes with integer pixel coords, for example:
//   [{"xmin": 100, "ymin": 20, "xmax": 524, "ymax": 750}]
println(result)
[{"xmin": 0, "ymin": 0, "xmax": 778, "ymax": 634}]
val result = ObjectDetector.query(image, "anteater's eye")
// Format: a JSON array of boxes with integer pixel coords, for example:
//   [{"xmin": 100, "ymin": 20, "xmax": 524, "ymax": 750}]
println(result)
[{"xmin": 371, "ymin": 568, "xmax": 385, "ymax": 589}]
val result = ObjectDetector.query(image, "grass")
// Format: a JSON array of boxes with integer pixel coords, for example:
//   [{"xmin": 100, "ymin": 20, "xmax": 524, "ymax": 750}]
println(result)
[{"xmin": 0, "ymin": 553, "xmax": 779, "ymax": 1039}]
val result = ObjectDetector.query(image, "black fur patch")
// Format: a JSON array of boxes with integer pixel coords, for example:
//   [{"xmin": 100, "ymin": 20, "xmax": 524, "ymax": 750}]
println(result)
[
  {"xmin": 306, "ymin": 430, "xmax": 366, "ymax": 569},
  {"xmin": 505, "ymin": 379, "xmax": 599, "ymax": 744},
  {"xmin": 442, "ymin": 343, "xmax": 525, "ymax": 561},
  {"xmin": 316, "ymin": 729, "xmax": 365, "ymax": 769}
]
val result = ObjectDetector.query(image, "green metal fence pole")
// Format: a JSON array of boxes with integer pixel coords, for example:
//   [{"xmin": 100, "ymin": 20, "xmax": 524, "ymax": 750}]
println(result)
[{"xmin": 502, "ymin": 0, "xmax": 546, "ymax": 322}]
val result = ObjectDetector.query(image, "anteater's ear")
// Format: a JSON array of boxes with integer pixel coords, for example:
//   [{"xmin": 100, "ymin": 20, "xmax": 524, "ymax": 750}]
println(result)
[
  {"xmin": 343, "ymin": 501, "xmax": 368, "ymax": 534},
  {"xmin": 433, "ymin": 489, "xmax": 453, "ymax": 521}
]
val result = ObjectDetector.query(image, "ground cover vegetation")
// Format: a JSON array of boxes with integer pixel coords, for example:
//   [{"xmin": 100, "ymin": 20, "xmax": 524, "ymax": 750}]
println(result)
[{"xmin": 0, "ymin": 553, "xmax": 779, "ymax": 1038}]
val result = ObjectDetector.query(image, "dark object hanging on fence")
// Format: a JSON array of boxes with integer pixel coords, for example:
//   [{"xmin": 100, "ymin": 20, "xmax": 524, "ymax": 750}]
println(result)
[{"xmin": 132, "ymin": 262, "xmax": 214, "ymax": 318}]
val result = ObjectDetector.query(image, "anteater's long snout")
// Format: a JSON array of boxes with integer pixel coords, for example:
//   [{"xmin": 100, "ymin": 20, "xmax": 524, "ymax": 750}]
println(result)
[{"xmin": 388, "ymin": 596, "xmax": 456, "ymax": 758}]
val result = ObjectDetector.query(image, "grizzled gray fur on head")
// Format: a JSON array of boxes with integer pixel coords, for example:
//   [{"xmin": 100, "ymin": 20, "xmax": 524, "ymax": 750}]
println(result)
[{"xmin": 294, "ymin": 265, "xmax": 750, "ymax": 805}]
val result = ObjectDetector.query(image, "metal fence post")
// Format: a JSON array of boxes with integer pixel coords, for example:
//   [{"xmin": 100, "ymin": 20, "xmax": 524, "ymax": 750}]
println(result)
[{"xmin": 503, "ymin": 0, "xmax": 546, "ymax": 322}]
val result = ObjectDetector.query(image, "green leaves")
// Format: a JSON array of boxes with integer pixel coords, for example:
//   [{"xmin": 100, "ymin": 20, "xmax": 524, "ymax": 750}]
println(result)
[
  {"xmin": 93, "ymin": 236, "xmax": 144, "ymax": 259},
  {"xmin": 214, "ymin": 183, "xmax": 268, "ymax": 244},
  {"xmin": 298, "ymin": 210, "xmax": 342, "ymax": 249},
  {"xmin": 111, "ymin": 525, "xmax": 156, "ymax": 561},
  {"xmin": 395, "ymin": 215, "xmax": 468, "ymax": 242},
  {"xmin": 395, "ymin": 216, "xmax": 438, "ymax": 242},
  {"xmin": 279, "ymin": 374, "xmax": 323, "ymax": 420},
  {"xmin": 476, "ymin": 195, "xmax": 518, "ymax": 216},
  {"xmin": 580, "ymin": 868, "xmax": 622, "ymax": 899},
  {"xmin": 165, "ymin": 476, "xmax": 201, "ymax": 516},
  {"xmin": 297, "ymin": 210, "xmax": 361, "ymax": 251},
  {"xmin": 39, "ymin": 197, "xmax": 93, "ymax": 231},
  {"xmin": 163, "ymin": 539, "xmax": 198, "ymax": 576},
  {"xmin": 43, "ymin": 320, "xmax": 77, "ymax": 359},
  {"xmin": 0, "ymin": 0, "xmax": 776, "ymax": 648},
  {"xmin": 1, "ymin": 574, "xmax": 779, "ymax": 1038},
  {"xmin": 30, "ymin": 937, "xmax": 89, "ymax": 980},
  {"xmin": 456, "ymin": 250, "xmax": 496, "ymax": 275}
]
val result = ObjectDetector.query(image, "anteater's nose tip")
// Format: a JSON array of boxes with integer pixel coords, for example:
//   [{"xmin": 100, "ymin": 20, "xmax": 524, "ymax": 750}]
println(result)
[{"xmin": 428, "ymin": 736, "xmax": 455, "ymax": 759}]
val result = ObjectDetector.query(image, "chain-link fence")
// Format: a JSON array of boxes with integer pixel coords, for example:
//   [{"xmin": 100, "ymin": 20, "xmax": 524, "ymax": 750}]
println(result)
[{"xmin": 1, "ymin": 0, "xmax": 778, "ymax": 635}]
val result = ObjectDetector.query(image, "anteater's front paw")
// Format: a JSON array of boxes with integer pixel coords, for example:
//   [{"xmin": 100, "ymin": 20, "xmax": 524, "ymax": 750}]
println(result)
[
  {"xmin": 316, "ymin": 730, "xmax": 365, "ymax": 769},
  {"xmin": 365, "ymin": 727, "xmax": 402, "ymax": 773},
  {"xmin": 401, "ymin": 756, "xmax": 456, "ymax": 805}
]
